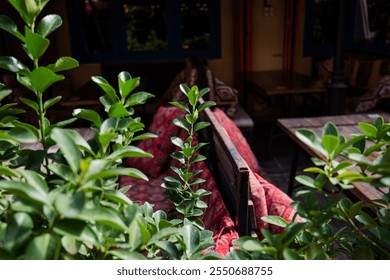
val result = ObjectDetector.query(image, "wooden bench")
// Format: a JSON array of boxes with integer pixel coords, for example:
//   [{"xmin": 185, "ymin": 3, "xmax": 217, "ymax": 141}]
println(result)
[{"xmin": 200, "ymin": 102, "xmax": 253, "ymax": 236}]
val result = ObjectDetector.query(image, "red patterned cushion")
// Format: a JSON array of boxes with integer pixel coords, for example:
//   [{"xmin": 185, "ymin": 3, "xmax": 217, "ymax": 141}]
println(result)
[
  {"xmin": 124, "ymin": 106, "xmax": 185, "ymax": 178},
  {"xmin": 213, "ymin": 108, "xmax": 262, "ymax": 175},
  {"xmin": 119, "ymin": 174, "xmax": 174, "ymax": 212},
  {"xmin": 248, "ymin": 171, "xmax": 269, "ymax": 237},
  {"xmin": 254, "ymin": 173, "xmax": 301, "ymax": 234}
]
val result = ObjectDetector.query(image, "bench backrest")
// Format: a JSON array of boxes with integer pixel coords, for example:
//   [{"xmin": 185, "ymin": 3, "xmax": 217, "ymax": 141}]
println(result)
[{"xmin": 200, "ymin": 103, "xmax": 251, "ymax": 236}]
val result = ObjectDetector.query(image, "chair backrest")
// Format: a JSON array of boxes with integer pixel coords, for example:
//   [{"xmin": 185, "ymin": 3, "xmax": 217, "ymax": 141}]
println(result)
[{"xmin": 200, "ymin": 102, "xmax": 251, "ymax": 236}]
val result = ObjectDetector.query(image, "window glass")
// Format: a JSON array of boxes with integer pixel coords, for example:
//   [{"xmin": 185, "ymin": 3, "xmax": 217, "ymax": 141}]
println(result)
[
  {"xmin": 81, "ymin": 0, "xmax": 112, "ymax": 54},
  {"xmin": 123, "ymin": 0, "xmax": 168, "ymax": 51},
  {"xmin": 354, "ymin": 0, "xmax": 390, "ymax": 45},
  {"xmin": 180, "ymin": 0, "xmax": 210, "ymax": 50},
  {"xmin": 67, "ymin": 0, "xmax": 220, "ymax": 62}
]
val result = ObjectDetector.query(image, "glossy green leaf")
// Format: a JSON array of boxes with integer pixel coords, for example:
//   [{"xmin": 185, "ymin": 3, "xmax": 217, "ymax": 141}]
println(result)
[
  {"xmin": 91, "ymin": 76, "xmax": 117, "ymax": 102},
  {"xmin": 147, "ymin": 227, "xmax": 179, "ymax": 245},
  {"xmin": 194, "ymin": 121, "xmax": 210, "ymax": 132},
  {"xmin": 36, "ymin": 14, "xmax": 62, "ymax": 37},
  {"xmin": 108, "ymin": 102, "xmax": 129, "ymax": 118},
  {"xmin": 8, "ymin": 0, "xmax": 41, "ymax": 27},
  {"xmin": 179, "ymin": 84, "xmax": 191, "ymax": 95},
  {"xmin": 199, "ymin": 87, "xmax": 210, "ymax": 98},
  {"xmin": 304, "ymin": 243, "xmax": 329, "ymax": 260},
  {"xmin": 296, "ymin": 129, "xmax": 325, "ymax": 156},
  {"xmin": 24, "ymin": 27, "xmax": 50, "ymax": 60},
  {"xmin": 322, "ymin": 134, "xmax": 339, "ymax": 157},
  {"xmin": 54, "ymin": 192, "xmax": 84, "ymax": 218},
  {"xmin": 106, "ymin": 146, "xmax": 153, "ymax": 161},
  {"xmin": 47, "ymin": 56, "xmax": 79, "ymax": 72},
  {"xmin": 337, "ymin": 171, "xmax": 365, "ymax": 181},
  {"xmin": 60, "ymin": 236, "xmax": 80, "ymax": 255},
  {"xmin": 295, "ymin": 175, "xmax": 315, "ymax": 188},
  {"xmin": 19, "ymin": 97, "xmax": 39, "ymax": 113},
  {"xmin": 169, "ymin": 101, "xmax": 190, "ymax": 113},
  {"xmin": 0, "ymin": 56, "xmax": 30, "ymax": 75},
  {"xmin": 173, "ymin": 118, "xmax": 190, "ymax": 132},
  {"xmin": 103, "ymin": 190, "xmax": 133, "ymax": 207},
  {"xmin": 73, "ymin": 108, "xmax": 102, "ymax": 128},
  {"xmin": 171, "ymin": 136, "xmax": 185, "ymax": 149},
  {"xmin": 65, "ymin": 129, "xmax": 94, "ymax": 155},
  {"xmin": 0, "ymin": 166, "xmax": 18, "ymax": 177},
  {"xmin": 88, "ymin": 167, "xmax": 149, "ymax": 182},
  {"xmin": 283, "ymin": 248, "xmax": 304, "ymax": 260},
  {"xmin": 29, "ymin": 67, "xmax": 64, "ymax": 93},
  {"xmin": 183, "ymin": 224, "xmax": 200, "ymax": 257},
  {"xmin": 119, "ymin": 74, "xmax": 139, "ymax": 99},
  {"xmin": 0, "ymin": 179, "xmax": 49, "ymax": 206},
  {"xmin": 78, "ymin": 207, "xmax": 128, "ymax": 231},
  {"xmin": 0, "ymin": 84, "xmax": 12, "ymax": 99},
  {"xmin": 348, "ymin": 201, "xmax": 364, "ymax": 219},
  {"xmin": 43, "ymin": 96, "xmax": 61, "ymax": 112},
  {"xmin": 198, "ymin": 100, "xmax": 216, "ymax": 112},
  {"xmin": 322, "ymin": 122, "xmax": 338, "ymax": 136},
  {"xmin": 155, "ymin": 241, "xmax": 180, "ymax": 260},
  {"xmin": 131, "ymin": 132, "xmax": 158, "ymax": 142},
  {"xmin": 109, "ymin": 250, "xmax": 147, "ymax": 260},
  {"xmin": 358, "ymin": 122, "xmax": 378, "ymax": 139},
  {"xmin": 24, "ymin": 233, "xmax": 60, "ymax": 260},
  {"xmin": 187, "ymin": 86, "xmax": 198, "ymax": 107},
  {"xmin": 4, "ymin": 212, "xmax": 33, "ymax": 252},
  {"xmin": 303, "ymin": 167, "xmax": 327, "ymax": 175},
  {"xmin": 53, "ymin": 219, "xmax": 99, "ymax": 246},
  {"xmin": 261, "ymin": 215, "xmax": 289, "ymax": 228},
  {"xmin": 280, "ymin": 222, "xmax": 307, "ymax": 247},
  {"xmin": 19, "ymin": 169, "xmax": 48, "ymax": 193},
  {"xmin": 50, "ymin": 128, "xmax": 81, "ymax": 174},
  {"xmin": 48, "ymin": 163, "xmax": 76, "ymax": 183},
  {"xmin": 332, "ymin": 161, "xmax": 355, "ymax": 173},
  {"xmin": 125, "ymin": 91, "xmax": 154, "ymax": 107},
  {"xmin": 9, "ymin": 122, "xmax": 39, "ymax": 143},
  {"xmin": 0, "ymin": 15, "xmax": 25, "ymax": 41}
]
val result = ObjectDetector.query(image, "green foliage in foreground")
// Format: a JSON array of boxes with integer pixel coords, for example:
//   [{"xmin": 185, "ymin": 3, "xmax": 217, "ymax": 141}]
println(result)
[
  {"xmin": 0, "ymin": 0, "xmax": 388, "ymax": 260},
  {"xmin": 0, "ymin": 0, "xmax": 220, "ymax": 260}
]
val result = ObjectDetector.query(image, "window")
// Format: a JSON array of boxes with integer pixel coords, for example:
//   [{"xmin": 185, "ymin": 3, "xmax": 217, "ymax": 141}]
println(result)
[
  {"xmin": 304, "ymin": 0, "xmax": 390, "ymax": 57},
  {"xmin": 67, "ymin": 0, "xmax": 221, "ymax": 62}
]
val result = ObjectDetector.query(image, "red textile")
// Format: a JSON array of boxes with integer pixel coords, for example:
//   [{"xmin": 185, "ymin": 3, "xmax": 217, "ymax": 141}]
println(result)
[
  {"xmin": 213, "ymin": 108, "xmax": 262, "ymax": 175},
  {"xmin": 124, "ymin": 106, "xmax": 185, "ymax": 178},
  {"xmin": 251, "ymin": 172, "xmax": 301, "ymax": 235}
]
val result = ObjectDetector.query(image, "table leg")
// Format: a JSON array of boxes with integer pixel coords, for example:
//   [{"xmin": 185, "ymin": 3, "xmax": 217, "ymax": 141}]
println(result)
[{"xmin": 287, "ymin": 145, "xmax": 299, "ymax": 197}]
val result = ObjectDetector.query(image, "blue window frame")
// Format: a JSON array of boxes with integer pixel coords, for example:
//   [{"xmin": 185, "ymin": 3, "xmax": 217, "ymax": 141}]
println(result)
[{"xmin": 67, "ymin": 0, "xmax": 221, "ymax": 63}]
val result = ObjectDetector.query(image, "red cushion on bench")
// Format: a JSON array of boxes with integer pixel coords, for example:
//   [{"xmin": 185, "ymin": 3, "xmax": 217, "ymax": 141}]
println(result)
[
  {"xmin": 213, "ymin": 108, "xmax": 262, "ymax": 175},
  {"xmin": 253, "ymin": 172, "xmax": 301, "ymax": 235},
  {"xmin": 124, "ymin": 106, "xmax": 185, "ymax": 178},
  {"xmin": 119, "ymin": 175, "xmax": 174, "ymax": 212}
]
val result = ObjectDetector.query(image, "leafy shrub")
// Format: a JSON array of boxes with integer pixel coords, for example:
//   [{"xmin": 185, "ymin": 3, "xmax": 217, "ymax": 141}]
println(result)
[{"xmin": 0, "ymin": 0, "xmax": 219, "ymax": 260}]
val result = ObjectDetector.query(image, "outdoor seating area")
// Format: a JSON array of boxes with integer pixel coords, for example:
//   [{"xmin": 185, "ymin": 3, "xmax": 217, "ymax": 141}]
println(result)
[{"xmin": 0, "ymin": 0, "xmax": 389, "ymax": 263}]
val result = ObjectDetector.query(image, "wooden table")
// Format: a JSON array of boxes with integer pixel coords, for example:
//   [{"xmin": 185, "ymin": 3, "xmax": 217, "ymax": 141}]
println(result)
[
  {"xmin": 240, "ymin": 70, "xmax": 327, "ymax": 116},
  {"xmin": 277, "ymin": 112, "xmax": 390, "ymax": 203}
]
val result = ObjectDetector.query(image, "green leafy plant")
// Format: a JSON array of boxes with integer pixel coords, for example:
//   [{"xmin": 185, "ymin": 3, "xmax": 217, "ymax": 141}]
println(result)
[
  {"xmin": 228, "ymin": 116, "xmax": 390, "ymax": 260},
  {"xmin": 162, "ymin": 85, "xmax": 215, "ymax": 229},
  {"xmin": 0, "ymin": 0, "xmax": 220, "ymax": 260},
  {"xmin": 293, "ymin": 116, "xmax": 390, "ymax": 259}
]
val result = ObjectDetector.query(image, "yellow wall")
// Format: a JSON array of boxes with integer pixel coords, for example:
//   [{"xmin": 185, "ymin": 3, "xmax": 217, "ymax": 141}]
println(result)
[
  {"xmin": 209, "ymin": 0, "xmax": 312, "ymax": 87},
  {"xmin": 252, "ymin": 0, "xmax": 285, "ymax": 71}
]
